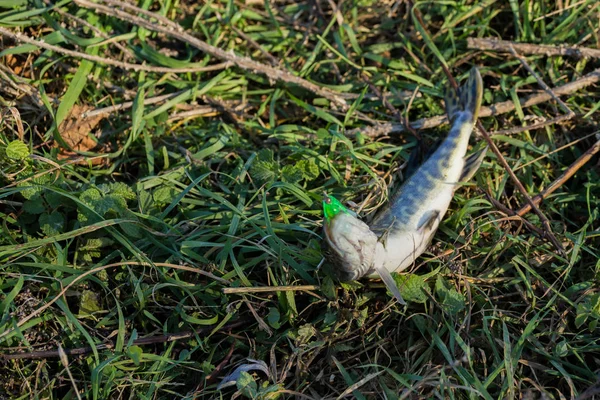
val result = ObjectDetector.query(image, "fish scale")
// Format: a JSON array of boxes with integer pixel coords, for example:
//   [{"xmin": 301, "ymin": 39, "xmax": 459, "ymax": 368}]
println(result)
[{"xmin": 322, "ymin": 67, "xmax": 484, "ymax": 303}]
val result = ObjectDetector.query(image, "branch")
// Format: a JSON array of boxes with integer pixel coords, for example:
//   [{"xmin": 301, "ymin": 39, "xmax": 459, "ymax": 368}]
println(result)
[
  {"xmin": 491, "ymin": 114, "xmax": 573, "ymax": 136},
  {"xmin": 83, "ymin": 90, "xmax": 189, "ymax": 118},
  {"xmin": 0, "ymin": 26, "xmax": 230, "ymax": 74},
  {"xmin": 222, "ymin": 285, "xmax": 319, "ymax": 294},
  {"xmin": 72, "ymin": 0, "xmax": 349, "ymax": 110},
  {"xmin": 516, "ymin": 138, "xmax": 600, "ymax": 216},
  {"xmin": 508, "ymin": 45, "xmax": 574, "ymax": 117},
  {"xmin": 350, "ymin": 67, "xmax": 600, "ymax": 138},
  {"xmin": 467, "ymin": 37, "xmax": 600, "ymax": 59}
]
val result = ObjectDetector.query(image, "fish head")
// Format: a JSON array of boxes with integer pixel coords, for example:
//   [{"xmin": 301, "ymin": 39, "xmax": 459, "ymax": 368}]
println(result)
[{"xmin": 322, "ymin": 194, "xmax": 378, "ymax": 281}]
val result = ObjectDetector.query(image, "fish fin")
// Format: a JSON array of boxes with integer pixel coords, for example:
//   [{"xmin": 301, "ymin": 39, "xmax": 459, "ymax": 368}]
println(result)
[
  {"xmin": 417, "ymin": 210, "xmax": 440, "ymax": 232},
  {"xmin": 403, "ymin": 142, "xmax": 423, "ymax": 181},
  {"xmin": 460, "ymin": 67, "xmax": 484, "ymax": 121},
  {"xmin": 443, "ymin": 81, "xmax": 462, "ymax": 124},
  {"xmin": 444, "ymin": 67, "xmax": 483, "ymax": 123},
  {"xmin": 404, "ymin": 139, "xmax": 443, "ymax": 181},
  {"xmin": 460, "ymin": 145, "xmax": 488, "ymax": 182},
  {"xmin": 374, "ymin": 263, "xmax": 407, "ymax": 305}
]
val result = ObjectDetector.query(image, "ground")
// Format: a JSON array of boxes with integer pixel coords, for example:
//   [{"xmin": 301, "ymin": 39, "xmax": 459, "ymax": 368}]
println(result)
[{"xmin": 0, "ymin": 0, "xmax": 599, "ymax": 399}]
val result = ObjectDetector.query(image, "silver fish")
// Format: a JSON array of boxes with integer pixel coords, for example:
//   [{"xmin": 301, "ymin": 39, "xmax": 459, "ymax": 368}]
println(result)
[{"xmin": 323, "ymin": 67, "xmax": 485, "ymax": 304}]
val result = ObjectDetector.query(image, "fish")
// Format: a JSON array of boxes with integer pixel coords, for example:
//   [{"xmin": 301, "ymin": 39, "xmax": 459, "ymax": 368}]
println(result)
[{"xmin": 322, "ymin": 67, "xmax": 485, "ymax": 304}]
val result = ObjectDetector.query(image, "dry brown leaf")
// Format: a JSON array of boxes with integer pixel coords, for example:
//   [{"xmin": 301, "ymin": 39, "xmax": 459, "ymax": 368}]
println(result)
[
  {"xmin": 56, "ymin": 104, "xmax": 107, "ymax": 164},
  {"xmin": 56, "ymin": 104, "xmax": 105, "ymax": 151}
]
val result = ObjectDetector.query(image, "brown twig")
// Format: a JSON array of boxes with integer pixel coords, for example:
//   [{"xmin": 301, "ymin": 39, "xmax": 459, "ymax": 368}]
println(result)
[
  {"xmin": 167, "ymin": 106, "xmax": 219, "ymax": 122},
  {"xmin": 475, "ymin": 101, "xmax": 566, "ymax": 254},
  {"xmin": 83, "ymin": 90, "xmax": 188, "ymax": 118},
  {"xmin": 516, "ymin": 138, "xmax": 600, "ymax": 216},
  {"xmin": 222, "ymin": 285, "xmax": 319, "ymax": 294},
  {"xmin": 491, "ymin": 114, "xmax": 574, "ymax": 136},
  {"xmin": 229, "ymin": 24, "xmax": 280, "ymax": 66},
  {"xmin": 514, "ymin": 132, "xmax": 599, "ymax": 172},
  {"xmin": 348, "ymin": 67, "xmax": 600, "ymax": 138},
  {"xmin": 72, "ymin": 0, "xmax": 349, "ymax": 110},
  {"xmin": 0, "ymin": 320, "xmax": 250, "ymax": 361},
  {"xmin": 468, "ymin": 37, "xmax": 600, "ymax": 59},
  {"xmin": 98, "ymin": 0, "xmax": 180, "ymax": 29},
  {"xmin": 0, "ymin": 26, "xmax": 231, "ymax": 74},
  {"xmin": 508, "ymin": 45, "xmax": 575, "ymax": 117},
  {"xmin": 482, "ymin": 191, "xmax": 547, "ymax": 238},
  {"xmin": 50, "ymin": 5, "xmax": 136, "ymax": 61},
  {"xmin": 201, "ymin": 341, "xmax": 237, "ymax": 389}
]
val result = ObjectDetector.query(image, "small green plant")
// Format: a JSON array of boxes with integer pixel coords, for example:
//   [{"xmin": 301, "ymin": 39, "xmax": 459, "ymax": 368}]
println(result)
[{"xmin": 575, "ymin": 292, "xmax": 600, "ymax": 331}]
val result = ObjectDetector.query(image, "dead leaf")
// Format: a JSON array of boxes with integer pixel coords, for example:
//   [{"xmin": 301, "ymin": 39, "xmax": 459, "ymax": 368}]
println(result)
[
  {"xmin": 57, "ymin": 104, "xmax": 103, "ymax": 151},
  {"xmin": 55, "ymin": 104, "xmax": 108, "ymax": 165}
]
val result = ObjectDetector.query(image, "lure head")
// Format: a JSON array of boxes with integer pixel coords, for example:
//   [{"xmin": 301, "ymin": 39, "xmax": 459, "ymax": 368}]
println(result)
[
  {"xmin": 322, "ymin": 193, "xmax": 378, "ymax": 281},
  {"xmin": 323, "ymin": 193, "xmax": 351, "ymax": 223}
]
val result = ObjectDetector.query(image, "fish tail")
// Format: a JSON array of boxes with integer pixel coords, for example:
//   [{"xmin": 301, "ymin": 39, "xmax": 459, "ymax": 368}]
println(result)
[{"xmin": 444, "ymin": 67, "xmax": 483, "ymax": 123}]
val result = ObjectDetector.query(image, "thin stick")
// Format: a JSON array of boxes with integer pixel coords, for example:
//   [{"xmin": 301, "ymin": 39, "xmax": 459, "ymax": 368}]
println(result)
[
  {"xmin": 508, "ymin": 45, "xmax": 575, "ymax": 117},
  {"xmin": 83, "ymin": 90, "xmax": 183, "ymax": 118},
  {"xmin": 0, "ymin": 319, "xmax": 250, "ymax": 361},
  {"xmin": 58, "ymin": 345, "xmax": 83, "ymax": 400},
  {"xmin": 468, "ymin": 37, "xmax": 600, "ymax": 59},
  {"xmin": 167, "ymin": 106, "xmax": 219, "ymax": 122},
  {"xmin": 361, "ymin": 75, "xmax": 398, "ymax": 120},
  {"xmin": 454, "ymin": 81, "xmax": 564, "ymax": 252},
  {"xmin": 482, "ymin": 191, "xmax": 547, "ymax": 238},
  {"xmin": 350, "ymin": 67, "xmax": 600, "ymax": 138},
  {"xmin": 516, "ymin": 139, "xmax": 600, "ymax": 216},
  {"xmin": 201, "ymin": 341, "xmax": 237, "ymax": 390},
  {"xmin": 73, "ymin": 0, "xmax": 349, "ymax": 110},
  {"xmin": 229, "ymin": 24, "xmax": 279, "ymax": 66},
  {"xmin": 222, "ymin": 285, "xmax": 319, "ymax": 294},
  {"xmin": 514, "ymin": 132, "xmax": 599, "ymax": 172},
  {"xmin": 491, "ymin": 114, "xmax": 574, "ymax": 136},
  {"xmin": 98, "ymin": 0, "xmax": 180, "ymax": 30},
  {"xmin": 0, "ymin": 26, "xmax": 230, "ymax": 74},
  {"xmin": 475, "ymin": 108, "xmax": 565, "ymax": 254},
  {"xmin": 51, "ymin": 6, "xmax": 135, "ymax": 61}
]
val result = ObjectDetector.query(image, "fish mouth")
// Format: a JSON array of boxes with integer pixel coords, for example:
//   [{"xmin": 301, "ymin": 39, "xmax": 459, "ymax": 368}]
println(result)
[{"xmin": 322, "ymin": 211, "xmax": 379, "ymax": 281}]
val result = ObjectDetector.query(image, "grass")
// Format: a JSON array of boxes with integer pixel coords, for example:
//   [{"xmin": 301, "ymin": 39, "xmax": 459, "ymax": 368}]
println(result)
[{"xmin": 0, "ymin": 0, "xmax": 599, "ymax": 398}]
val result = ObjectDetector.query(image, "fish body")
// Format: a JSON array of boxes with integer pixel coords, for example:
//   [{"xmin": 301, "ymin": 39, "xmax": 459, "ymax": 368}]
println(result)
[
  {"xmin": 323, "ymin": 67, "xmax": 484, "ymax": 299},
  {"xmin": 368, "ymin": 67, "xmax": 483, "ymax": 276}
]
